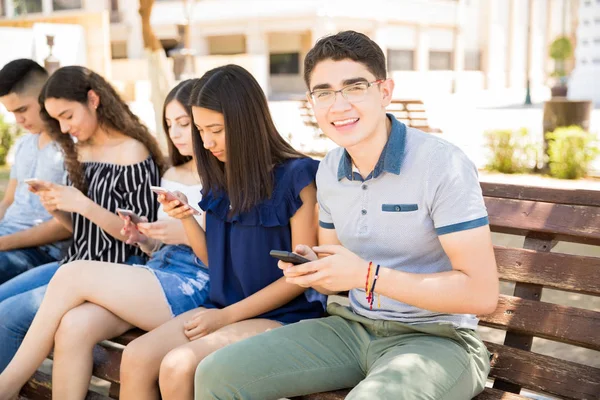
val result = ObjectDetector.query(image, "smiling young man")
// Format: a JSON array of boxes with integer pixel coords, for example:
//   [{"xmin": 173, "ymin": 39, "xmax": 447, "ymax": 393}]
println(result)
[
  {"xmin": 0, "ymin": 59, "xmax": 70, "ymax": 284},
  {"xmin": 193, "ymin": 31, "xmax": 498, "ymax": 400}
]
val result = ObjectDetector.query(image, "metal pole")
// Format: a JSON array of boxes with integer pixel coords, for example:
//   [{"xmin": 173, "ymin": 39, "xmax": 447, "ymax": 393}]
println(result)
[{"xmin": 524, "ymin": 0, "xmax": 533, "ymax": 105}]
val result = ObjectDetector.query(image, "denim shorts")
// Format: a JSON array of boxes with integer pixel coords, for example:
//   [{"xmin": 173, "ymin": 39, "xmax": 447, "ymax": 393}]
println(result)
[{"xmin": 135, "ymin": 244, "xmax": 210, "ymax": 317}]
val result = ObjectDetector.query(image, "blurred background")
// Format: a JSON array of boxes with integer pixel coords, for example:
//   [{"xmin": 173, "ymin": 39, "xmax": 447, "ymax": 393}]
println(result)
[
  {"xmin": 0, "ymin": 0, "xmax": 599, "ymax": 179},
  {"xmin": 0, "ymin": 2, "xmax": 598, "ymax": 398}
]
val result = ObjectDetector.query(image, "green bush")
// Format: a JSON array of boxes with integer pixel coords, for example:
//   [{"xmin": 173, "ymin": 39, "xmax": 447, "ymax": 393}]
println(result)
[
  {"xmin": 546, "ymin": 126, "xmax": 599, "ymax": 179},
  {"xmin": 0, "ymin": 113, "xmax": 23, "ymax": 166},
  {"xmin": 485, "ymin": 128, "xmax": 539, "ymax": 174},
  {"xmin": 549, "ymin": 36, "xmax": 573, "ymax": 79}
]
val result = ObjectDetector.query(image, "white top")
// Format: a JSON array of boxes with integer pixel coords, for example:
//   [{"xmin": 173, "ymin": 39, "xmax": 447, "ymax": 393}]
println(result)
[{"xmin": 157, "ymin": 178, "xmax": 204, "ymax": 227}]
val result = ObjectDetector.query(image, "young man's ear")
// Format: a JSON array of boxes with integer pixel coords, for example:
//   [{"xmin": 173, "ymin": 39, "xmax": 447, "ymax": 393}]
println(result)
[
  {"xmin": 87, "ymin": 89, "xmax": 100, "ymax": 110},
  {"xmin": 380, "ymin": 79, "xmax": 395, "ymax": 107},
  {"xmin": 306, "ymin": 91, "xmax": 314, "ymax": 108}
]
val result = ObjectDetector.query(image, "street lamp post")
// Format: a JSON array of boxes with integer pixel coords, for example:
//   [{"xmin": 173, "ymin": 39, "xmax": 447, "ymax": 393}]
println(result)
[{"xmin": 524, "ymin": 0, "xmax": 533, "ymax": 105}]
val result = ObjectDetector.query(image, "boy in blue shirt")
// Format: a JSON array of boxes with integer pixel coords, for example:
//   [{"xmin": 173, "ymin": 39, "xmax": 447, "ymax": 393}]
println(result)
[
  {"xmin": 0, "ymin": 59, "xmax": 70, "ymax": 284},
  {"xmin": 194, "ymin": 31, "xmax": 499, "ymax": 400}
]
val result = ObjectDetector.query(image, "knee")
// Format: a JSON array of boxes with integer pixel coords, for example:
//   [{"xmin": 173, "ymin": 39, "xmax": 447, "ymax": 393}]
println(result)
[
  {"xmin": 194, "ymin": 352, "xmax": 234, "ymax": 399},
  {"xmin": 54, "ymin": 309, "xmax": 96, "ymax": 351},
  {"xmin": 50, "ymin": 261, "xmax": 83, "ymax": 284},
  {"xmin": 158, "ymin": 348, "xmax": 199, "ymax": 394},
  {"xmin": 121, "ymin": 338, "xmax": 159, "ymax": 382}
]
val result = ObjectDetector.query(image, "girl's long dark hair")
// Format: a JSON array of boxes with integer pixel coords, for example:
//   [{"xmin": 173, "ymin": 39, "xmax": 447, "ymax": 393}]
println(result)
[
  {"xmin": 39, "ymin": 66, "xmax": 167, "ymax": 192},
  {"xmin": 163, "ymin": 79, "xmax": 196, "ymax": 167},
  {"xmin": 190, "ymin": 64, "xmax": 305, "ymax": 214}
]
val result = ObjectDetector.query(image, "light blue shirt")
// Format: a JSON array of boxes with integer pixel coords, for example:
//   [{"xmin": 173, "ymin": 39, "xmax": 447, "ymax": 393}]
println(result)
[
  {"xmin": 2, "ymin": 133, "xmax": 67, "ymax": 257},
  {"xmin": 317, "ymin": 114, "xmax": 488, "ymax": 329}
]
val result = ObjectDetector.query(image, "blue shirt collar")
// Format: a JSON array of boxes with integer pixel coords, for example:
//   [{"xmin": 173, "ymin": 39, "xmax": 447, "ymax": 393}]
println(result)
[{"xmin": 337, "ymin": 113, "xmax": 407, "ymax": 181}]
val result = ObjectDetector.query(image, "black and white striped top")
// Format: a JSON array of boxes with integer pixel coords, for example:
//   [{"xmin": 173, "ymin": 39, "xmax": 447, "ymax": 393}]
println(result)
[{"xmin": 62, "ymin": 157, "xmax": 160, "ymax": 264}]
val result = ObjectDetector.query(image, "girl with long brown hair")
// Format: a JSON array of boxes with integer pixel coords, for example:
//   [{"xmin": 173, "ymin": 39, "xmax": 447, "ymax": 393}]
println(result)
[{"xmin": 0, "ymin": 65, "xmax": 163, "ymax": 397}]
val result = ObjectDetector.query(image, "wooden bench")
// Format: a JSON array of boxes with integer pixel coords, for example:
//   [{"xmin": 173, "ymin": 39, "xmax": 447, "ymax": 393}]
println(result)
[
  {"xmin": 20, "ymin": 182, "xmax": 600, "ymax": 399},
  {"xmin": 299, "ymin": 98, "xmax": 442, "ymax": 135}
]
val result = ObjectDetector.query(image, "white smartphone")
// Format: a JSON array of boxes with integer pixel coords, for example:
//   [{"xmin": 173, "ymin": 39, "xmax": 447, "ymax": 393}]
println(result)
[
  {"xmin": 116, "ymin": 208, "xmax": 145, "ymax": 224},
  {"xmin": 24, "ymin": 178, "xmax": 49, "ymax": 191},
  {"xmin": 150, "ymin": 186, "xmax": 201, "ymax": 215}
]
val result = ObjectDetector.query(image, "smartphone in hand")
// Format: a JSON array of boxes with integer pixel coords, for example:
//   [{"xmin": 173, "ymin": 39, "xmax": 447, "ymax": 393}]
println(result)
[
  {"xmin": 270, "ymin": 250, "xmax": 311, "ymax": 265},
  {"xmin": 116, "ymin": 208, "xmax": 144, "ymax": 225},
  {"xmin": 150, "ymin": 186, "xmax": 201, "ymax": 215},
  {"xmin": 24, "ymin": 178, "xmax": 49, "ymax": 191}
]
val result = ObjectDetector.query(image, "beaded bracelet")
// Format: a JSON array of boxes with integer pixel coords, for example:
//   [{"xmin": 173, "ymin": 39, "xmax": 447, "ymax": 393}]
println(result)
[
  {"xmin": 364, "ymin": 261, "xmax": 373, "ymax": 295},
  {"xmin": 368, "ymin": 264, "xmax": 381, "ymax": 310}
]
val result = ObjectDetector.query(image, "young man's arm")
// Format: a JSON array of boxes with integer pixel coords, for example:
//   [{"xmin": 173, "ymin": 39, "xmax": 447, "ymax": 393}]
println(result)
[
  {"xmin": 0, "ymin": 218, "xmax": 71, "ymax": 251},
  {"xmin": 373, "ymin": 225, "xmax": 499, "ymax": 315},
  {"xmin": 0, "ymin": 179, "xmax": 17, "ymax": 221},
  {"xmin": 284, "ymin": 225, "xmax": 499, "ymax": 316}
]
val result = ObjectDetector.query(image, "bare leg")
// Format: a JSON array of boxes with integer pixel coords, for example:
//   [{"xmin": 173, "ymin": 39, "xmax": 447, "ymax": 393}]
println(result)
[
  {"xmin": 159, "ymin": 319, "xmax": 282, "ymax": 400},
  {"xmin": 0, "ymin": 260, "xmax": 172, "ymax": 399},
  {"xmin": 120, "ymin": 309, "xmax": 281, "ymax": 400},
  {"xmin": 52, "ymin": 303, "xmax": 133, "ymax": 399},
  {"xmin": 120, "ymin": 308, "xmax": 201, "ymax": 400}
]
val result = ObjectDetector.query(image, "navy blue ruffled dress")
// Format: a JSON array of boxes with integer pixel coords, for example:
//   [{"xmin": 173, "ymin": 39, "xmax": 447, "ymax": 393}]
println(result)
[{"xmin": 199, "ymin": 157, "xmax": 326, "ymax": 324}]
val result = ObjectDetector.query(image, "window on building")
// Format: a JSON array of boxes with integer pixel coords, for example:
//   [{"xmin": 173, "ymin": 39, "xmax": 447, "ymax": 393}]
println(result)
[
  {"xmin": 429, "ymin": 51, "xmax": 453, "ymax": 70},
  {"xmin": 13, "ymin": 0, "xmax": 43, "ymax": 16},
  {"xmin": 111, "ymin": 42, "xmax": 128, "ymax": 60},
  {"xmin": 464, "ymin": 50, "xmax": 481, "ymax": 71},
  {"xmin": 387, "ymin": 50, "xmax": 415, "ymax": 71},
  {"xmin": 270, "ymin": 53, "xmax": 300, "ymax": 75},
  {"xmin": 52, "ymin": 0, "xmax": 81, "ymax": 11},
  {"xmin": 208, "ymin": 35, "xmax": 246, "ymax": 55}
]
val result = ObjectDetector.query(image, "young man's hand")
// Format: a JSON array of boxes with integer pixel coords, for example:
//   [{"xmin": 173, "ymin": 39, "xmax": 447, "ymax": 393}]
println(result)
[{"xmin": 282, "ymin": 245, "xmax": 368, "ymax": 292}]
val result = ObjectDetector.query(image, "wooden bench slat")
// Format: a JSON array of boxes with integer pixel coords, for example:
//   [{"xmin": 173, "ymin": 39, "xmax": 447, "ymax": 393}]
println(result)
[
  {"xmin": 473, "ymin": 387, "xmax": 530, "ymax": 399},
  {"xmin": 292, "ymin": 386, "xmax": 529, "ymax": 399},
  {"xmin": 481, "ymin": 182, "xmax": 600, "ymax": 207},
  {"xmin": 19, "ymin": 371, "xmax": 110, "ymax": 400},
  {"xmin": 485, "ymin": 342, "xmax": 600, "ymax": 399},
  {"xmin": 485, "ymin": 197, "xmax": 600, "ymax": 245},
  {"xmin": 91, "ymin": 343, "xmax": 124, "ymax": 384},
  {"xmin": 109, "ymin": 328, "xmax": 145, "ymax": 346},
  {"xmin": 479, "ymin": 295, "xmax": 600, "ymax": 350},
  {"xmin": 494, "ymin": 246, "xmax": 600, "ymax": 295}
]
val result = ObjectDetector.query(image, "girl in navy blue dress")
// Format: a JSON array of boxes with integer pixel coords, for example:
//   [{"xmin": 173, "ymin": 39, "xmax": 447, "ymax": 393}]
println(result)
[{"xmin": 117, "ymin": 65, "xmax": 326, "ymax": 400}]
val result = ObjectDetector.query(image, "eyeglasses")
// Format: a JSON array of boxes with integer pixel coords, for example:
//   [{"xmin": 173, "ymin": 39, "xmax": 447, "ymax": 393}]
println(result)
[{"xmin": 309, "ymin": 80, "xmax": 385, "ymax": 108}]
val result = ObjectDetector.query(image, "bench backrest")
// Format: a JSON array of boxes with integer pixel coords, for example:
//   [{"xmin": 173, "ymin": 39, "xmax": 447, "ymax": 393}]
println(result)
[
  {"xmin": 298, "ymin": 99, "xmax": 441, "ymax": 134},
  {"xmin": 478, "ymin": 182, "xmax": 600, "ymax": 399}
]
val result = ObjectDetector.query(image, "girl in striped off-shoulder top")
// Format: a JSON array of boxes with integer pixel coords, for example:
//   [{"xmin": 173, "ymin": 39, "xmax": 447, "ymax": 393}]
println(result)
[{"xmin": 0, "ymin": 66, "xmax": 164, "ymax": 390}]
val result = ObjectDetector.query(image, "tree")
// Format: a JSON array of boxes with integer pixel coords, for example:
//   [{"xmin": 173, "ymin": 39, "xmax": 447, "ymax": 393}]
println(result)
[{"xmin": 138, "ymin": 0, "xmax": 174, "ymax": 152}]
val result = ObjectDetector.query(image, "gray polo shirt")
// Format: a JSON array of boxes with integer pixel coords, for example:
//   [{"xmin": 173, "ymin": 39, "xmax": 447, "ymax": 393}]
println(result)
[{"xmin": 317, "ymin": 114, "xmax": 488, "ymax": 329}]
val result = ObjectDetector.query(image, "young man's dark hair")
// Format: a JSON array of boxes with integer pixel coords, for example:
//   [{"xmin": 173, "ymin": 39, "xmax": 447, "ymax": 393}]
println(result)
[
  {"xmin": 0, "ymin": 59, "xmax": 48, "ymax": 97},
  {"xmin": 303, "ymin": 30, "xmax": 386, "ymax": 87}
]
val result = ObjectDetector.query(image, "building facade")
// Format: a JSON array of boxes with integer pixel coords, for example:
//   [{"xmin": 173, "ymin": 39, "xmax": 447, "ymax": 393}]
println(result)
[{"xmin": 0, "ymin": 0, "xmax": 584, "ymax": 101}]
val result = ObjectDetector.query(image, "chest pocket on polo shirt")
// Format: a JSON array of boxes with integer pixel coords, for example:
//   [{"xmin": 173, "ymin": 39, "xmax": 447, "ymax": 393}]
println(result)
[{"xmin": 382, "ymin": 204, "xmax": 419, "ymax": 212}]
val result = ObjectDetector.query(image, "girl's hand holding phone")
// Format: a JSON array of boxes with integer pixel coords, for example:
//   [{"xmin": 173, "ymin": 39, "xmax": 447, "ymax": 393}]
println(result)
[
  {"xmin": 24, "ymin": 178, "xmax": 50, "ymax": 193},
  {"xmin": 137, "ymin": 219, "xmax": 187, "ymax": 245},
  {"xmin": 118, "ymin": 213, "xmax": 149, "ymax": 246},
  {"xmin": 38, "ymin": 183, "xmax": 88, "ymax": 214},
  {"xmin": 158, "ymin": 191, "xmax": 197, "ymax": 220}
]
